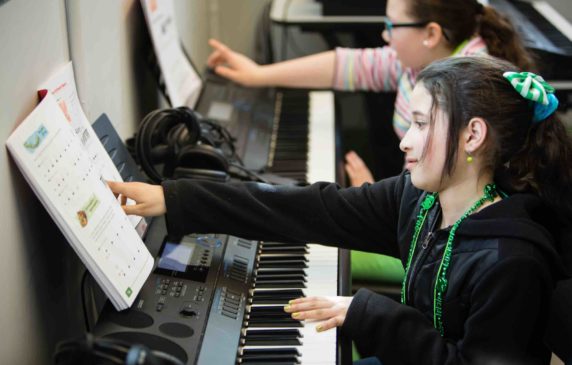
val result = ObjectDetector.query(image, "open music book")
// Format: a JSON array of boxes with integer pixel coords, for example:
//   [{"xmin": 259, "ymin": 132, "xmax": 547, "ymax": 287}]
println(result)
[{"xmin": 6, "ymin": 94, "xmax": 154, "ymax": 310}]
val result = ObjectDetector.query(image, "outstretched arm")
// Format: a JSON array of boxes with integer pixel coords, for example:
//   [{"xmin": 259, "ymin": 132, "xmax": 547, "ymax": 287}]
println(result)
[
  {"xmin": 160, "ymin": 177, "xmax": 406, "ymax": 254},
  {"xmin": 207, "ymin": 38, "xmax": 336, "ymax": 88},
  {"xmin": 110, "ymin": 173, "xmax": 411, "ymax": 255}
]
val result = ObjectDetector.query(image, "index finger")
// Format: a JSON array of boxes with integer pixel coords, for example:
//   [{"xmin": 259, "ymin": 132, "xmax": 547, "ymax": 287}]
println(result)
[
  {"xmin": 107, "ymin": 181, "xmax": 130, "ymax": 196},
  {"xmin": 208, "ymin": 38, "xmax": 229, "ymax": 53}
]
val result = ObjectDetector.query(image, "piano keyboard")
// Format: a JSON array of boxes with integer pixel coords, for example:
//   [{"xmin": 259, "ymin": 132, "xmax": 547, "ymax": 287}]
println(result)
[
  {"xmin": 235, "ymin": 241, "xmax": 339, "ymax": 365},
  {"xmin": 268, "ymin": 90, "xmax": 337, "ymax": 184},
  {"xmin": 94, "ymin": 80, "xmax": 347, "ymax": 364},
  {"xmin": 234, "ymin": 89, "xmax": 341, "ymax": 364}
]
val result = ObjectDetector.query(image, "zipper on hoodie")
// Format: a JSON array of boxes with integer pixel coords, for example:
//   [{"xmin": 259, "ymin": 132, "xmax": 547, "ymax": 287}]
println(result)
[
  {"xmin": 405, "ymin": 209, "xmax": 441, "ymax": 305},
  {"xmin": 406, "ymin": 232, "xmax": 438, "ymax": 304}
]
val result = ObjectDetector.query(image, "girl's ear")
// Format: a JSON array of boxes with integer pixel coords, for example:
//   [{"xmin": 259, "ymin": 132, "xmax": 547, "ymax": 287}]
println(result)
[
  {"xmin": 463, "ymin": 117, "xmax": 488, "ymax": 154},
  {"xmin": 423, "ymin": 22, "xmax": 446, "ymax": 48}
]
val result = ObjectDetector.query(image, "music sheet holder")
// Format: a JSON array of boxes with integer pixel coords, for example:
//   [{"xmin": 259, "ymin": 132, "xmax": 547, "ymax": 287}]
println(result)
[{"xmin": 145, "ymin": 33, "xmax": 277, "ymax": 173}]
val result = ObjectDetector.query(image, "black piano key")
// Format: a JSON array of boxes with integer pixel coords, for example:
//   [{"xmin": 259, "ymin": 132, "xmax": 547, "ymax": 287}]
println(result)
[
  {"xmin": 259, "ymin": 246, "xmax": 308, "ymax": 254},
  {"xmin": 243, "ymin": 338, "xmax": 302, "ymax": 346},
  {"xmin": 252, "ymin": 289, "xmax": 304, "ymax": 297},
  {"xmin": 248, "ymin": 313, "xmax": 296, "ymax": 320},
  {"xmin": 242, "ymin": 328, "xmax": 302, "ymax": 346},
  {"xmin": 245, "ymin": 328, "xmax": 301, "ymax": 338},
  {"xmin": 247, "ymin": 317, "xmax": 302, "ymax": 327},
  {"xmin": 239, "ymin": 359, "xmax": 300, "ymax": 365},
  {"xmin": 241, "ymin": 347, "xmax": 300, "ymax": 358},
  {"xmin": 251, "ymin": 289, "xmax": 304, "ymax": 304},
  {"xmin": 270, "ymin": 160, "xmax": 307, "ymax": 170},
  {"xmin": 255, "ymin": 274, "xmax": 306, "ymax": 281},
  {"xmin": 260, "ymin": 242, "xmax": 308, "ymax": 248},
  {"xmin": 249, "ymin": 306, "xmax": 293, "ymax": 316},
  {"xmin": 259, "ymin": 255, "xmax": 308, "ymax": 262},
  {"xmin": 257, "ymin": 260, "xmax": 308, "ymax": 269},
  {"xmin": 241, "ymin": 352, "xmax": 301, "ymax": 362},
  {"xmin": 268, "ymin": 90, "xmax": 310, "ymax": 184},
  {"xmin": 254, "ymin": 280, "xmax": 306, "ymax": 289},
  {"xmin": 249, "ymin": 305, "xmax": 290, "ymax": 312},
  {"xmin": 257, "ymin": 267, "xmax": 306, "ymax": 276}
]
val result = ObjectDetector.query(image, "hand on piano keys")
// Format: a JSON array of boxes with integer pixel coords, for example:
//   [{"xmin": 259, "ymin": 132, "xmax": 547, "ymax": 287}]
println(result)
[
  {"xmin": 284, "ymin": 296, "xmax": 354, "ymax": 333},
  {"xmin": 238, "ymin": 242, "xmax": 341, "ymax": 364}
]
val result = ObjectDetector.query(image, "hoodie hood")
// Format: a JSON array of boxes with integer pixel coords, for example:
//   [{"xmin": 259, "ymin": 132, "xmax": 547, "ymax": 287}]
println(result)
[{"xmin": 457, "ymin": 193, "xmax": 570, "ymax": 279}]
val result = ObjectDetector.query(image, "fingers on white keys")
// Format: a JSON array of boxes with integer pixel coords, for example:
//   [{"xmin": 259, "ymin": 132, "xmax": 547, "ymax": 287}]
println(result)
[
  {"xmin": 286, "ymin": 296, "xmax": 335, "ymax": 321},
  {"xmin": 316, "ymin": 316, "xmax": 342, "ymax": 332}
]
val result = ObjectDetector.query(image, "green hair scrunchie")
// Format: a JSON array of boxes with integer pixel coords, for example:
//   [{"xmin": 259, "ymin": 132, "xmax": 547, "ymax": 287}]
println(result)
[{"xmin": 503, "ymin": 71, "xmax": 559, "ymax": 123}]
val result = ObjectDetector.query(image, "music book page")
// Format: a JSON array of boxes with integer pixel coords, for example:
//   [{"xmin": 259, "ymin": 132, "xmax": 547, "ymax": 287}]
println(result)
[
  {"xmin": 141, "ymin": 0, "xmax": 202, "ymax": 108},
  {"xmin": 6, "ymin": 94, "xmax": 154, "ymax": 310},
  {"xmin": 39, "ymin": 62, "xmax": 145, "ymax": 234}
]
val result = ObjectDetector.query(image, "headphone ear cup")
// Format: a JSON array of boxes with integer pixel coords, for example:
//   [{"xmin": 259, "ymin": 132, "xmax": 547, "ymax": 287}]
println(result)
[
  {"xmin": 149, "ymin": 144, "xmax": 170, "ymax": 163},
  {"xmin": 136, "ymin": 109, "xmax": 165, "ymax": 183},
  {"xmin": 176, "ymin": 144, "xmax": 229, "ymax": 173},
  {"xmin": 176, "ymin": 107, "xmax": 201, "ymax": 145},
  {"xmin": 172, "ymin": 167, "xmax": 230, "ymax": 182}
]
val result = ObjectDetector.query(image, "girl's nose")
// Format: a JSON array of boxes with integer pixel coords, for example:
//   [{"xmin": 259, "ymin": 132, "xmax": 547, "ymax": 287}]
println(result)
[{"xmin": 399, "ymin": 131, "xmax": 411, "ymax": 153}]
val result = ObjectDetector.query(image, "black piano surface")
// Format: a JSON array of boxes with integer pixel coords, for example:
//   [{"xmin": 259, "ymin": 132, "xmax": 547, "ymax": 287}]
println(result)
[
  {"xmin": 492, "ymin": 0, "xmax": 572, "ymax": 81},
  {"xmin": 92, "ymin": 85, "xmax": 350, "ymax": 364}
]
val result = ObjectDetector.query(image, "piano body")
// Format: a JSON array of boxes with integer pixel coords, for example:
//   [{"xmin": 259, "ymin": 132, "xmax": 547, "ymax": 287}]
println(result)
[
  {"xmin": 92, "ymin": 80, "xmax": 351, "ymax": 364},
  {"xmin": 491, "ymin": 0, "xmax": 572, "ymax": 86}
]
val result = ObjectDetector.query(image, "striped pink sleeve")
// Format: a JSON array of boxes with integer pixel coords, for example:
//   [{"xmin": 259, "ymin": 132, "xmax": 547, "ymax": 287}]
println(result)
[{"xmin": 332, "ymin": 46, "xmax": 403, "ymax": 92}]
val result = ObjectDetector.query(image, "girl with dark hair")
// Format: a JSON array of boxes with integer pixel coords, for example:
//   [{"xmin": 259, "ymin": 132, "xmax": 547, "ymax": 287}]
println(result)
[
  {"xmin": 206, "ymin": 0, "xmax": 535, "ymax": 187},
  {"xmin": 109, "ymin": 56, "xmax": 571, "ymax": 364}
]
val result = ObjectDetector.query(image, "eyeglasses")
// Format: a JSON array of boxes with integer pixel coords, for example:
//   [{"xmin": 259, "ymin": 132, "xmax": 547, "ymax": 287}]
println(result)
[{"xmin": 381, "ymin": 18, "xmax": 429, "ymax": 39}]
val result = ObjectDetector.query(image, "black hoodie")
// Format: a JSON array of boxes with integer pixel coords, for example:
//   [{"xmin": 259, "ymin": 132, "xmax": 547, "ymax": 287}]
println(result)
[{"xmin": 162, "ymin": 172, "xmax": 566, "ymax": 364}]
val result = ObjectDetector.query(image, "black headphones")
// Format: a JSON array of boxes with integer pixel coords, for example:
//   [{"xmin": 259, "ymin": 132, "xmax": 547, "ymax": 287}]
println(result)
[
  {"xmin": 53, "ymin": 333, "xmax": 185, "ymax": 365},
  {"xmin": 135, "ymin": 107, "xmax": 236, "ymax": 183}
]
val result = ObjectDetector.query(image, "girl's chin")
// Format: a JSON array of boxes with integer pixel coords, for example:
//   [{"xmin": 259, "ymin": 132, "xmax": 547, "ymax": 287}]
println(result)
[{"xmin": 410, "ymin": 174, "xmax": 436, "ymax": 193}]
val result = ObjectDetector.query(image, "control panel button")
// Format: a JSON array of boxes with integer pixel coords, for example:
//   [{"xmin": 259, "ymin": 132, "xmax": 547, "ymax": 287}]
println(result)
[{"xmin": 180, "ymin": 308, "xmax": 197, "ymax": 317}]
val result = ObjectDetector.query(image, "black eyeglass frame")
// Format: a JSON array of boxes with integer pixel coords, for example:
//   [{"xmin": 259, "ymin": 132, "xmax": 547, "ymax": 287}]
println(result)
[{"xmin": 382, "ymin": 19, "xmax": 451, "ymax": 41}]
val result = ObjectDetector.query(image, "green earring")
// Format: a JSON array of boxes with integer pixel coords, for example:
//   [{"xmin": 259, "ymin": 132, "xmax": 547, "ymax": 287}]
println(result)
[{"xmin": 466, "ymin": 153, "xmax": 473, "ymax": 163}]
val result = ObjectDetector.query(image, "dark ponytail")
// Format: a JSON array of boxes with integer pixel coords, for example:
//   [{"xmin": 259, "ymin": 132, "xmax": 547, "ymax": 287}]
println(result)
[
  {"xmin": 478, "ymin": 6, "xmax": 536, "ymax": 71},
  {"xmin": 417, "ymin": 57, "xmax": 572, "ymax": 223},
  {"xmin": 505, "ymin": 115, "xmax": 572, "ymax": 220},
  {"xmin": 407, "ymin": 0, "xmax": 536, "ymax": 71}
]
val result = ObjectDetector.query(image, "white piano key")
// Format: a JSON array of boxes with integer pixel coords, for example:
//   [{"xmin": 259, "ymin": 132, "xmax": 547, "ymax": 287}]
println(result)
[
  {"xmin": 240, "ymin": 90, "xmax": 340, "ymax": 363},
  {"xmin": 307, "ymin": 91, "xmax": 336, "ymax": 184}
]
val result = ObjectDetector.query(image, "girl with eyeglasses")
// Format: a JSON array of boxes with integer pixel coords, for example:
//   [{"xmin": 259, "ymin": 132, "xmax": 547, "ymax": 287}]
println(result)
[
  {"xmin": 109, "ymin": 56, "xmax": 571, "ymax": 364},
  {"xmin": 206, "ymin": 2, "xmax": 542, "ymax": 350},
  {"xmin": 206, "ymin": 0, "xmax": 534, "ymax": 187}
]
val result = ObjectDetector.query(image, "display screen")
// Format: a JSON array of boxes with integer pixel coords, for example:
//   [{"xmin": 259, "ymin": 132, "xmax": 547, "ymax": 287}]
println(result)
[{"xmin": 157, "ymin": 242, "xmax": 194, "ymax": 272}]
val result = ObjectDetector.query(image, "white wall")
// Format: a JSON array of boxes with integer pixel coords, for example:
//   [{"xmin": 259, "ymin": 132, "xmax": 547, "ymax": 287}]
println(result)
[
  {"xmin": 0, "ymin": 1, "xmax": 71, "ymax": 363},
  {"xmin": 0, "ymin": 0, "xmax": 268, "ymax": 363}
]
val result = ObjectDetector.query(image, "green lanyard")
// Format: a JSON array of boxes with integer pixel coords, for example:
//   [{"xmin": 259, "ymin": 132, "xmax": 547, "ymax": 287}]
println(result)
[
  {"xmin": 452, "ymin": 39, "xmax": 469, "ymax": 56},
  {"xmin": 401, "ymin": 184, "xmax": 498, "ymax": 336}
]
